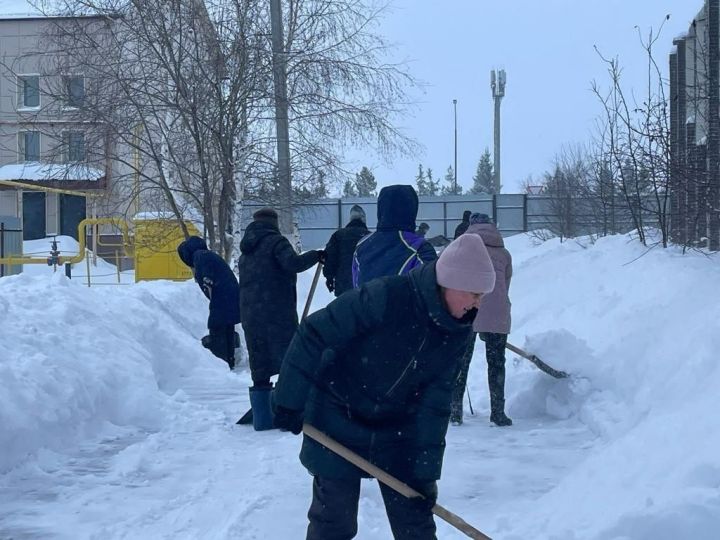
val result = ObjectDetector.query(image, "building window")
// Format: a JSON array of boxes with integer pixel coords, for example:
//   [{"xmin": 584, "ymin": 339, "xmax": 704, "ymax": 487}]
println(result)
[
  {"xmin": 64, "ymin": 131, "xmax": 86, "ymax": 162},
  {"xmin": 64, "ymin": 75, "xmax": 85, "ymax": 108},
  {"xmin": 18, "ymin": 131, "xmax": 41, "ymax": 162},
  {"xmin": 18, "ymin": 75, "xmax": 40, "ymax": 108}
]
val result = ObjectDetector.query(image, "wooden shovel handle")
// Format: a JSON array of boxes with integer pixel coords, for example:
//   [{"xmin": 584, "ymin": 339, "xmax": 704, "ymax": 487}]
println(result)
[{"xmin": 302, "ymin": 262, "xmax": 324, "ymax": 321}]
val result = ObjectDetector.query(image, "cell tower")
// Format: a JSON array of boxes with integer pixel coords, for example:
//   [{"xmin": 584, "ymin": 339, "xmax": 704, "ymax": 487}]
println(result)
[{"xmin": 490, "ymin": 69, "xmax": 506, "ymax": 193}]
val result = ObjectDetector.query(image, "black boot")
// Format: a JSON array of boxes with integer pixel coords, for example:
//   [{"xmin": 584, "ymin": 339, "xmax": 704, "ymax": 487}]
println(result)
[
  {"xmin": 486, "ymin": 333, "xmax": 512, "ymax": 427},
  {"xmin": 490, "ymin": 408, "xmax": 513, "ymax": 427}
]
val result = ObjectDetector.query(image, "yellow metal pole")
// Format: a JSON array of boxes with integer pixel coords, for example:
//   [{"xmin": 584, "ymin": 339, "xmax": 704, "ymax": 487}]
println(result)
[
  {"xmin": 134, "ymin": 124, "xmax": 141, "ymax": 217},
  {"xmin": 86, "ymin": 252, "xmax": 91, "ymax": 287},
  {"xmin": 92, "ymin": 199, "xmax": 98, "ymax": 266},
  {"xmin": 0, "ymin": 217, "xmax": 131, "ymax": 267}
]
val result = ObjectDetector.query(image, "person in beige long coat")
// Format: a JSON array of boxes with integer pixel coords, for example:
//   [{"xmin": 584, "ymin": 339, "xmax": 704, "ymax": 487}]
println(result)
[{"xmin": 451, "ymin": 213, "xmax": 513, "ymax": 426}]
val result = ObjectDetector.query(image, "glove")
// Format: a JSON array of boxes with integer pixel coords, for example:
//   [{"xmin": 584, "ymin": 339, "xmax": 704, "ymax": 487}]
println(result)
[
  {"xmin": 273, "ymin": 405, "xmax": 304, "ymax": 435},
  {"xmin": 325, "ymin": 278, "xmax": 335, "ymax": 293},
  {"xmin": 201, "ymin": 335, "xmax": 212, "ymax": 349},
  {"xmin": 317, "ymin": 250, "xmax": 326, "ymax": 264}
]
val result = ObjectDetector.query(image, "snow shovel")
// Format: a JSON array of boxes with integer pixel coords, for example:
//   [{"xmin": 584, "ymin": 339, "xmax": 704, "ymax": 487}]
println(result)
[
  {"xmin": 505, "ymin": 342, "xmax": 569, "ymax": 379},
  {"xmin": 303, "ymin": 423, "xmax": 493, "ymax": 540},
  {"xmin": 237, "ymin": 263, "xmax": 325, "ymax": 426},
  {"xmin": 301, "ymin": 262, "xmax": 324, "ymax": 320}
]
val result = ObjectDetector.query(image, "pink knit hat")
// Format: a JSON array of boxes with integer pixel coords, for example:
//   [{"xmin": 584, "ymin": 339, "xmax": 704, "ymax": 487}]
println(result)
[{"xmin": 436, "ymin": 234, "xmax": 496, "ymax": 293}]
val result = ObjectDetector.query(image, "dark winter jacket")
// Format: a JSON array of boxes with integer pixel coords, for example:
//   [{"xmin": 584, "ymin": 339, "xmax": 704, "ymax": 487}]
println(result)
[
  {"xmin": 323, "ymin": 218, "xmax": 370, "ymax": 296},
  {"xmin": 352, "ymin": 185, "xmax": 436, "ymax": 287},
  {"xmin": 274, "ymin": 261, "xmax": 472, "ymax": 483},
  {"xmin": 177, "ymin": 236, "xmax": 241, "ymax": 329},
  {"xmin": 453, "ymin": 211, "xmax": 472, "ymax": 239},
  {"xmin": 237, "ymin": 220, "xmax": 321, "ymax": 377}
]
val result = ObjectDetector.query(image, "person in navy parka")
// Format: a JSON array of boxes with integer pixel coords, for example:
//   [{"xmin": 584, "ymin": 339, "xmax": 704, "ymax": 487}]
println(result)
[
  {"xmin": 177, "ymin": 236, "xmax": 241, "ymax": 369},
  {"xmin": 352, "ymin": 185, "xmax": 436, "ymax": 287}
]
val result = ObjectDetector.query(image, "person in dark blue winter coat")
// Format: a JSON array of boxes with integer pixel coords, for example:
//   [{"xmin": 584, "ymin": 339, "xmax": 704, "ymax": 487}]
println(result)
[
  {"xmin": 273, "ymin": 234, "xmax": 497, "ymax": 540},
  {"xmin": 177, "ymin": 236, "xmax": 241, "ymax": 369},
  {"xmin": 322, "ymin": 204, "xmax": 370, "ymax": 297},
  {"xmin": 352, "ymin": 185, "xmax": 436, "ymax": 287}
]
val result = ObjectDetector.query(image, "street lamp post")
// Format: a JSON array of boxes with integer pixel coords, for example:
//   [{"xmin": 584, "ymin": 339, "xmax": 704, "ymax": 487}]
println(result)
[{"xmin": 453, "ymin": 99, "xmax": 458, "ymax": 194}]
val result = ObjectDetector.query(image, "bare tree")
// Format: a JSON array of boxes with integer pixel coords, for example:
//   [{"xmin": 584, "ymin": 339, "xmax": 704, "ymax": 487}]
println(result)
[
  {"xmin": 30, "ymin": 0, "xmax": 417, "ymax": 261},
  {"xmin": 591, "ymin": 20, "xmax": 676, "ymax": 248}
]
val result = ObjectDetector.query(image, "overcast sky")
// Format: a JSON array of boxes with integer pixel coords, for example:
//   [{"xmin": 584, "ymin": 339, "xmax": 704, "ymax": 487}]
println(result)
[
  {"xmin": 0, "ymin": 0, "xmax": 37, "ymax": 13},
  {"xmin": 0, "ymin": 0, "xmax": 704, "ymax": 194},
  {"xmin": 358, "ymin": 0, "xmax": 701, "ymax": 193}
]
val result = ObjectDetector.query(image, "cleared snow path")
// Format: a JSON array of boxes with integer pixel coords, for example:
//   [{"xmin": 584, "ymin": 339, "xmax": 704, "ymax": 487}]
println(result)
[{"xmin": 0, "ymin": 359, "xmax": 596, "ymax": 539}]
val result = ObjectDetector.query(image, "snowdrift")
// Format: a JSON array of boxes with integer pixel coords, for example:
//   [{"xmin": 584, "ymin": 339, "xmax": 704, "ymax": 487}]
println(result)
[
  {"xmin": 0, "ymin": 273, "xmax": 223, "ymax": 472},
  {"xmin": 497, "ymin": 233, "xmax": 720, "ymax": 538},
  {"xmin": 1, "ymin": 231, "xmax": 718, "ymax": 538}
]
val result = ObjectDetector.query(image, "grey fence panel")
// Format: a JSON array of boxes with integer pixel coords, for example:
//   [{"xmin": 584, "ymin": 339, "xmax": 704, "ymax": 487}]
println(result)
[
  {"xmin": 495, "ymin": 194, "xmax": 525, "ymax": 233},
  {"xmin": 240, "ymin": 193, "xmax": 663, "ymax": 250},
  {"xmin": 0, "ymin": 216, "xmax": 23, "ymax": 277}
]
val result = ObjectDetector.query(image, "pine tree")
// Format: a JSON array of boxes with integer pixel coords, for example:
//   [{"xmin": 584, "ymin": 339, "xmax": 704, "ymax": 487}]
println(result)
[
  {"xmin": 417, "ymin": 164, "xmax": 440, "ymax": 196},
  {"xmin": 313, "ymin": 170, "xmax": 329, "ymax": 198},
  {"xmin": 441, "ymin": 165, "xmax": 462, "ymax": 195},
  {"xmin": 355, "ymin": 166, "xmax": 377, "ymax": 197},
  {"xmin": 343, "ymin": 179, "xmax": 358, "ymax": 197},
  {"xmin": 471, "ymin": 148, "xmax": 495, "ymax": 194},
  {"xmin": 425, "ymin": 168, "xmax": 439, "ymax": 196},
  {"xmin": 415, "ymin": 164, "xmax": 427, "ymax": 194}
]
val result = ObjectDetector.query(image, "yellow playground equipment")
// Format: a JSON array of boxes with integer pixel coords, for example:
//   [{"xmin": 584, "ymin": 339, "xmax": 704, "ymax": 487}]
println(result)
[{"xmin": 0, "ymin": 216, "xmax": 201, "ymax": 282}]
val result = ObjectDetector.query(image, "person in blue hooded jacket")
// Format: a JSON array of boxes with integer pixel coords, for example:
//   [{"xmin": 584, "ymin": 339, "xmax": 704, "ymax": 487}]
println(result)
[
  {"xmin": 177, "ymin": 236, "xmax": 241, "ymax": 369},
  {"xmin": 352, "ymin": 185, "xmax": 436, "ymax": 287}
]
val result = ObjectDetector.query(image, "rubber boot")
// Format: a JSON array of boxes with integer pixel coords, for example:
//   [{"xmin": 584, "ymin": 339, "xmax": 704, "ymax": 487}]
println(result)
[
  {"xmin": 490, "ymin": 403, "xmax": 513, "ymax": 427},
  {"xmin": 249, "ymin": 385, "xmax": 274, "ymax": 431},
  {"xmin": 487, "ymin": 334, "xmax": 512, "ymax": 427}
]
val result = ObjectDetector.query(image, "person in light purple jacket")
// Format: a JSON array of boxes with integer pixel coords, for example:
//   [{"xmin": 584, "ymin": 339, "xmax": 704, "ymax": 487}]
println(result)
[{"xmin": 451, "ymin": 213, "xmax": 513, "ymax": 426}]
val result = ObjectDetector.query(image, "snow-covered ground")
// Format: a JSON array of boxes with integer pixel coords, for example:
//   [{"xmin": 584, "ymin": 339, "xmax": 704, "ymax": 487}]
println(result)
[{"xmin": 1, "ymin": 232, "xmax": 718, "ymax": 539}]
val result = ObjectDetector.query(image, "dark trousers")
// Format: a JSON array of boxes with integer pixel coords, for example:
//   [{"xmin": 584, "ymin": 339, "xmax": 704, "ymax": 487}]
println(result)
[
  {"xmin": 452, "ymin": 332, "xmax": 508, "ymax": 416},
  {"xmin": 306, "ymin": 476, "xmax": 437, "ymax": 540},
  {"xmin": 206, "ymin": 325, "xmax": 236, "ymax": 369},
  {"xmin": 243, "ymin": 326, "xmax": 294, "ymax": 384}
]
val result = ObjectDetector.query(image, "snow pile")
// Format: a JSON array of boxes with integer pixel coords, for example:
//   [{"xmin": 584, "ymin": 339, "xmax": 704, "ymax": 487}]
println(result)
[
  {"xmin": 0, "ymin": 273, "xmax": 222, "ymax": 472},
  {"xmin": 0, "ymin": 163, "xmax": 103, "ymax": 181},
  {"xmin": 0, "ymin": 232, "xmax": 718, "ymax": 538},
  {"xmin": 495, "ymin": 233, "xmax": 720, "ymax": 539}
]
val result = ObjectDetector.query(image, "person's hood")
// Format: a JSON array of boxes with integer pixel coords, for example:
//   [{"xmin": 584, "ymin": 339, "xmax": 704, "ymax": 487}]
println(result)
[
  {"xmin": 240, "ymin": 220, "xmax": 281, "ymax": 254},
  {"xmin": 177, "ymin": 236, "xmax": 208, "ymax": 267},
  {"xmin": 409, "ymin": 261, "xmax": 473, "ymax": 333},
  {"xmin": 376, "ymin": 185, "xmax": 418, "ymax": 232},
  {"xmin": 462, "ymin": 210, "xmax": 472, "ymax": 222},
  {"xmin": 466, "ymin": 223, "xmax": 504, "ymax": 248}
]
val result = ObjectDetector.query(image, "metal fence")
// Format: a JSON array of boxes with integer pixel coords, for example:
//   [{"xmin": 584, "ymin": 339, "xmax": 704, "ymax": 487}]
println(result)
[
  {"xmin": 241, "ymin": 194, "xmax": 660, "ymax": 250},
  {"xmin": 0, "ymin": 216, "xmax": 22, "ymax": 277}
]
